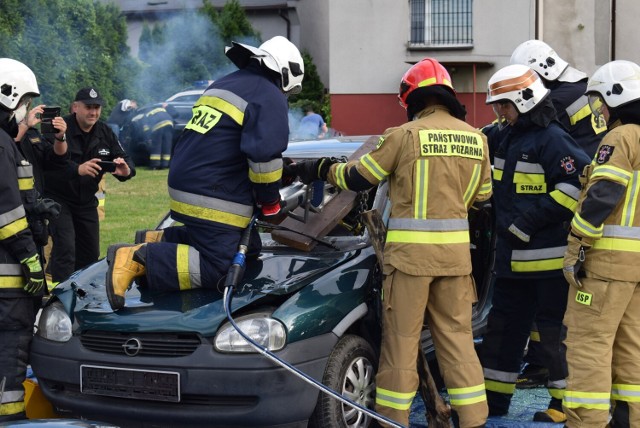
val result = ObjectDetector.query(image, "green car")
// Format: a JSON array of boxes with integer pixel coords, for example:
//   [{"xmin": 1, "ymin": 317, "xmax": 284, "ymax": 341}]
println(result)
[{"xmin": 31, "ymin": 137, "xmax": 494, "ymax": 428}]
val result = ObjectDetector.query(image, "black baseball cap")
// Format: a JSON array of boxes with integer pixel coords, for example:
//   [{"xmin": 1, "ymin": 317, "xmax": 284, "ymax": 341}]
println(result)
[{"xmin": 74, "ymin": 87, "xmax": 104, "ymax": 106}]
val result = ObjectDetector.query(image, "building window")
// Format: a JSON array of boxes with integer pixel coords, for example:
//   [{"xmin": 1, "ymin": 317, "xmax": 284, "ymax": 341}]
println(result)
[{"xmin": 410, "ymin": 0, "xmax": 473, "ymax": 48}]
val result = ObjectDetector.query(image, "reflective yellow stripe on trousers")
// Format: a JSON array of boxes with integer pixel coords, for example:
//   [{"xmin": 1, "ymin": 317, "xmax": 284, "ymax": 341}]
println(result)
[
  {"xmin": 612, "ymin": 383, "xmax": 640, "ymax": 402},
  {"xmin": 375, "ymin": 387, "xmax": 415, "ymax": 411},
  {"xmin": 448, "ymin": 383, "xmax": 487, "ymax": 406},
  {"xmin": 176, "ymin": 244, "xmax": 202, "ymax": 291},
  {"xmin": 563, "ymin": 390, "xmax": 610, "ymax": 410},
  {"xmin": 484, "ymin": 367, "xmax": 518, "ymax": 395}
]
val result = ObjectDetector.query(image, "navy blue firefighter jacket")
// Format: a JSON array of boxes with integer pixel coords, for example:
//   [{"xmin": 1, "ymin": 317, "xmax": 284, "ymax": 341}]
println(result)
[
  {"xmin": 491, "ymin": 115, "xmax": 590, "ymax": 279},
  {"xmin": 167, "ymin": 63, "xmax": 288, "ymax": 231}
]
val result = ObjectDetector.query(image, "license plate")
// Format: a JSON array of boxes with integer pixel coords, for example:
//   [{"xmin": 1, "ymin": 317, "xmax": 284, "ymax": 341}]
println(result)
[{"xmin": 80, "ymin": 365, "xmax": 180, "ymax": 402}]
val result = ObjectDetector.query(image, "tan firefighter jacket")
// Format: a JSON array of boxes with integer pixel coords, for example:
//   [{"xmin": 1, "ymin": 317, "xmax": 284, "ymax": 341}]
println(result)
[
  {"xmin": 571, "ymin": 121, "xmax": 640, "ymax": 282},
  {"xmin": 327, "ymin": 105, "xmax": 492, "ymax": 276}
]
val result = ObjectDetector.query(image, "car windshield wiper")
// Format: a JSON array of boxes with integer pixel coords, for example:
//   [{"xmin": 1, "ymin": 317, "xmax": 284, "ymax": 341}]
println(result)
[{"xmin": 256, "ymin": 220, "xmax": 341, "ymax": 250}]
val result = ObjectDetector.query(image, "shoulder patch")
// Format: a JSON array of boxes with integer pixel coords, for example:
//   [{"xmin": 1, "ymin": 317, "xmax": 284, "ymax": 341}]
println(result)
[
  {"xmin": 560, "ymin": 156, "xmax": 577, "ymax": 174},
  {"xmin": 596, "ymin": 145, "xmax": 615, "ymax": 164},
  {"xmin": 376, "ymin": 136, "xmax": 385, "ymax": 149}
]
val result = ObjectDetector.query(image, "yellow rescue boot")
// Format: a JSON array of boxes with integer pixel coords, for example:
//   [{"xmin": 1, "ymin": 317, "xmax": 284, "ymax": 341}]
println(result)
[
  {"xmin": 134, "ymin": 229, "xmax": 164, "ymax": 244},
  {"xmin": 105, "ymin": 244, "xmax": 146, "ymax": 310},
  {"xmin": 533, "ymin": 408, "xmax": 567, "ymax": 423}
]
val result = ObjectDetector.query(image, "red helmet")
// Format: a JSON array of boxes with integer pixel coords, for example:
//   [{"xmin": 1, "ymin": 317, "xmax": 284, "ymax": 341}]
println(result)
[{"xmin": 398, "ymin": 58, "xmax": 454, "ymax": 109}]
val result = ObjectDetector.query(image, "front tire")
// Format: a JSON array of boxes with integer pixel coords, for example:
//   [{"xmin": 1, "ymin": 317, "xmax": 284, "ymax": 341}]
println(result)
[{"xmin": 309, "ymin": 334, "xmax": 377, "ymax": 428}]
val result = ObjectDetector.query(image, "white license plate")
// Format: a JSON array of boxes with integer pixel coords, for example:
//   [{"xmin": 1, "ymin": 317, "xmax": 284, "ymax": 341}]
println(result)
[{"xmin": 80, "ymin": 364, "xmax": 180, "ymax": 402}]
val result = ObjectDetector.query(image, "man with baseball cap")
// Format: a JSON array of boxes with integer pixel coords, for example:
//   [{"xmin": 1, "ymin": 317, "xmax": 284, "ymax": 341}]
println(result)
[
  {"xmin": 44, "ymin": 86, "xmax": 136, "ymax": 286},
  {"xmin": 74, "ymin": 87, "xmax": 104, "ymax": 106}
]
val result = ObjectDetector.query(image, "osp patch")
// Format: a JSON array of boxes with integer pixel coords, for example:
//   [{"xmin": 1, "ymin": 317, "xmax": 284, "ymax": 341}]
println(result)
[
  {"xmin": 596, "ymin": 145, "xmax": 615, "ymax": 164},
  {"xmin": 560, "ymin": 156, "xmax": 577, "ymax": 174}
]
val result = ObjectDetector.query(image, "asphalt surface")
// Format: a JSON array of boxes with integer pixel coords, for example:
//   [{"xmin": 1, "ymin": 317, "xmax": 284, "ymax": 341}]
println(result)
[{"xmin": 409, "ymin": 387, "xmax": 563, "ymax": 428}]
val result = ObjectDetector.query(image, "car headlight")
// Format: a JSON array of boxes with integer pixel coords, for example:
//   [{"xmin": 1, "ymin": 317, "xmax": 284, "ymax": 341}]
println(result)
[
  {"xmin": 37, "ymin": 301, "xmax": 72, "ymax": 342},
  {"xmin": 214, "ymin": 313, "xmax": 286, "ymax": 353}
]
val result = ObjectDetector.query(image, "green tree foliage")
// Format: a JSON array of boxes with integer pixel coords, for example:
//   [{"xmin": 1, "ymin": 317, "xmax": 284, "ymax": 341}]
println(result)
[
  {"xmin": 0, "ymin": 0, "xmax": 329, "ymax": 124},
  {"xmin": 133, "ymin": 11, "xmax": 226, "ymax": 102},
  {"xmin": 138, "ymin": 22, "xmax": 165, "ymax": 64},
  {"xmin": 0, "ymin": 0, "xmax": 137, "ymax": 116},
  {"xmin": 201, "ymin": 0, "xmax": 261, "ymax": 45},
  {"xmin": 289, "ymin": 51, "xmax": 330, "ymax": 125},
  {"xmin": 135, "ymin": 0, "xmax": 265, "ymax": 102}
]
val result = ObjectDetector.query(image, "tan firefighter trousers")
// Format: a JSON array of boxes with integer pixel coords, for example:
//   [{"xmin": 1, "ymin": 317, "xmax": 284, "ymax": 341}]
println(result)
[{"xmin": 375, "ymin": 269, "xmax": 488, "ymax": 428}]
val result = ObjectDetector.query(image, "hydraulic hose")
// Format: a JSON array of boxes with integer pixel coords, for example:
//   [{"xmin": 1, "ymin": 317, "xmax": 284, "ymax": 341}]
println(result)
[{"xmin": 223, "ymin": 215, "xmax": 405, "ymax": 428}]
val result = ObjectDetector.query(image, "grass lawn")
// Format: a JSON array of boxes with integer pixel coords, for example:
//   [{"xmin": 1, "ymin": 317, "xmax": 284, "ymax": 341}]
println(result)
[{"xmin": 98, "ymin": 168, "xmax": 170, "ymax": 258}]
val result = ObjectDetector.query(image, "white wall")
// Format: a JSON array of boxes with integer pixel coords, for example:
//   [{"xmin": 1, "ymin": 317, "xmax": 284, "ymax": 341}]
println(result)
[
  {"xmin": 328, "ymin": 0, "xmax": 412, "ymax": 94},
  {"xmin": 326, "ymin": 0, "xmax": 536, "ymax": 95},
  {"xmin": 613, "ymin": 1, "xmax": 640, "ymax": 64},
  {"xmin": 296, "ymin": 0, "xmax": 330, "ymax": 87}
]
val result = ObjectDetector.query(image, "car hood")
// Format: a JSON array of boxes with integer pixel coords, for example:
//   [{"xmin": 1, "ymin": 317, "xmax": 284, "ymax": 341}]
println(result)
[{"xmin": 52, "ymin": 248, "xmax": 365, "ymax": 336}]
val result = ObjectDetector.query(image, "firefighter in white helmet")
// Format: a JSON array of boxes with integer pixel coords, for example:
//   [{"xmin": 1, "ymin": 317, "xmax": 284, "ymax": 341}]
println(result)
[
  {"xmin": 511, "ymin": 39, "xmax": 607, "ymax": 158},
  {"xmin": 295, "ymin": 57, "xmax": 492, "ymax": 428},
  {"xmin": 105, "ymin": 36, "xmax": 303, "ymax": 310},
  {"xmin": 562, "ymin": 59, "xmax": 640, "ymax": 428},
  {"xmin": 0, "ymin": 58, "xmax": 46, "ymax": 421},
  {"xmin": 511, "ymin": 41, "xmax": 609, "ymax": 392},
  {"xmin": 479, "ymin": 64, "xmax": 590, "ymax": 424}
]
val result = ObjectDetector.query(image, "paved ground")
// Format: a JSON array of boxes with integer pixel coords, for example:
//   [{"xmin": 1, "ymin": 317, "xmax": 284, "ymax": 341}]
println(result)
[{"xmin": 409, "ymin": 387, "xmax": 564, "ymax": 427}]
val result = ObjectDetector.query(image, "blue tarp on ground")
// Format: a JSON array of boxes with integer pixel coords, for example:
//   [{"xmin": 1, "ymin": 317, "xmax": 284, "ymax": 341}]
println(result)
[{"xmin": 409, "ymin": 388, "xmax": 564, "ymax": 427}]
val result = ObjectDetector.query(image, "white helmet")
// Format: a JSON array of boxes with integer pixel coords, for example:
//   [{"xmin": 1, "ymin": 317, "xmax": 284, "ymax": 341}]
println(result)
[
  {"xmin": 586, "ymin": 60, "xmax": 640, "ymax": 108},
  {"xmin": 0, "ymin": 58, "xmax": 40, "ymax": 111},
  {"xmin": 225, "ymin": 36, "xmax": 304, "ymax": 95},
  {"xmin": 487, "ymin": 64, "xmax": 550, "ymax": 113},
  {"xmin": 510, "ymin": 40, "xmax": 581, "ymax": 82}
]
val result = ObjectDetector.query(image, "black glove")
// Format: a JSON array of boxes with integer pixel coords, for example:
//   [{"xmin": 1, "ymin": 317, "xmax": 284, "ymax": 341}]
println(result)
[
  {"xmin": 28, "ymin": 218, "xmax": 49, "ymax": 247},
  {"xmin": 563, "ymin": 233, "xmax": 592, "ymax": 288},
  {"xmin": 32, "ymin": 198, "xmax": 61, "ymax": 220},
  {"xmin": 282, "ymin": 157, "xmax": 296, "ymax": 187},
  {"xmin": 296, "ymin": 157, "xmax": 343, "ymax": 184},
  {"xmin": 20, "ymin": 253, "xmax": 45, "ymax": 294}
]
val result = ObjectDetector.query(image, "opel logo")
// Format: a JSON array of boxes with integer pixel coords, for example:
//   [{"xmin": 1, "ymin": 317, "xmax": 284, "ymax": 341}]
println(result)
[{"xmin": 122, "ymin": 338, "xmax": 143, "ymax": 357}]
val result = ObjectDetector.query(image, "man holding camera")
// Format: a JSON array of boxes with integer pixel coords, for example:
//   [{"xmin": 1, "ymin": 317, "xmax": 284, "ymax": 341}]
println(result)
[
  {"xmin": 44, "ymin": 87, "xmax": 136, "ymax": 286},
  {"xmin": 14, "ymin": 104, "xmax": 69, "ymax": 283}
]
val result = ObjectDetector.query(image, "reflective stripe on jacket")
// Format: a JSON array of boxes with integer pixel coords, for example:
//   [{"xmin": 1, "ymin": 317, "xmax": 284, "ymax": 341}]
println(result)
[
  {"xmin": 573, "ymin": 122, "xmax": 640, "ymax": 282},
  {"xmin": 168, "ymin": 64, "xmax": 288, "ymax": 229},
  {"xmin": 548, "ymin": 79, "xmax": 606, "ymax": 159},
  {"xmin": 0, "ymin": 131, "xmax": 36, "ymax": 292}
]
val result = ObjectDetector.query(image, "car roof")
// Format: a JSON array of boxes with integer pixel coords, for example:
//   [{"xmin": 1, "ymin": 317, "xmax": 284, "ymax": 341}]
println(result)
[
  {"xmin": 165, "ymin": 89, "xmax": 204, "ymax": 102},
  {"xmin": 283, "ymin": 136, "xmax": 374, "ymax": 160}
]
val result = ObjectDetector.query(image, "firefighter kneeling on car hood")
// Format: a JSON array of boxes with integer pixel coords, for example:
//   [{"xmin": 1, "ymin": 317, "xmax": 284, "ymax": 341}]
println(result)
[
  {"xmin": 293, "ymin": 57, "xmax": 492, "ymax": 428},
  {"xmin": 104, "ymin": 36, "xmax": 303, "ymax": 310}
]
